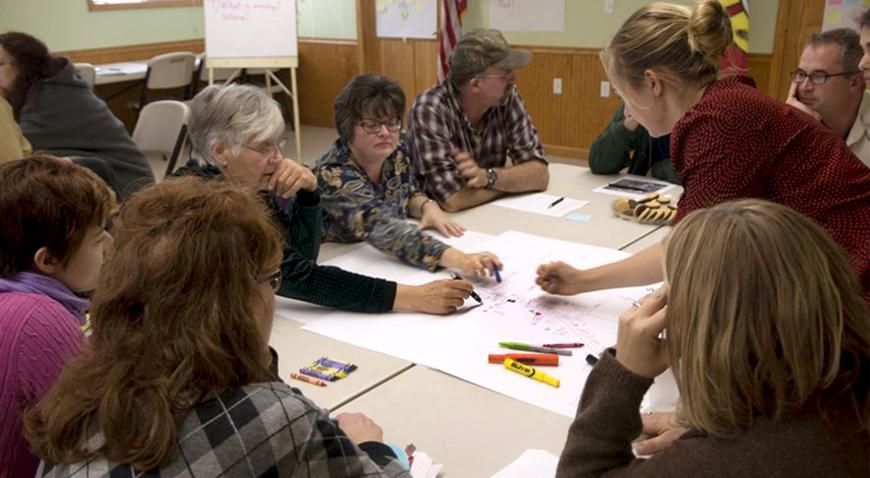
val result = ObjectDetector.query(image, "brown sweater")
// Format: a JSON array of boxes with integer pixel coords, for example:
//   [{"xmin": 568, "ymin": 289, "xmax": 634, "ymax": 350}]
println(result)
[{"xmin": 557, "ymin": 353, "xmax": 870, "ymax": 478}]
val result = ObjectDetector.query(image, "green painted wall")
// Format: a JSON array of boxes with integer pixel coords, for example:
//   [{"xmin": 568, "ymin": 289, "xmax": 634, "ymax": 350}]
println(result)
[
  {"xmin": 0, "ymin": 0, "xmax": 357, "ymax": 52},
  {"xmin": 0, "ymin": 0, "xmax": 776, "ymax": 54},
  {"xmin": 0, "ymin": 1, "xmax": 205, "ymax": 51},
  {"xmin": 463, "ymin": 0, "xmax": 778, "ymax": 54},
  {"xmin": 298, "ymin": 0, "xmax": 357, "ymax": 39}
]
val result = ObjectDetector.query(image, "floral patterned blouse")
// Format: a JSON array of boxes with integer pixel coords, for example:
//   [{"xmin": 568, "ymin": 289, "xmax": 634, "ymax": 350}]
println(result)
[{"xmin": 315, "ymin": 139, "xmax": 449, "ymax": 272}]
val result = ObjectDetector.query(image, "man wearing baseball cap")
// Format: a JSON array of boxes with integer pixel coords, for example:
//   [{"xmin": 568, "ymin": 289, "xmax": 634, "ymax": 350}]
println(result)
[{"xmin": 407, "ymin": 29, "xmax": 549, "ymax": 212}]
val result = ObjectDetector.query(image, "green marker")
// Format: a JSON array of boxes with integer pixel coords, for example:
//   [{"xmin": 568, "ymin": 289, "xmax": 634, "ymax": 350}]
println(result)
[{"xmin": 498, "ymin": 341, "xmax": 572, "ymax": 356}]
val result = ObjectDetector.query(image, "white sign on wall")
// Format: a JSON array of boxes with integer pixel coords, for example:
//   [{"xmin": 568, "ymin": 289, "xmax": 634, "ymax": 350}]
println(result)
[
  {"xmin": 489, "ymin": 0, "xmax": 565, "ymax": 32},
  {"xmin": 376, "ymin": 0, "xmax": 437, "ymax": 39}
]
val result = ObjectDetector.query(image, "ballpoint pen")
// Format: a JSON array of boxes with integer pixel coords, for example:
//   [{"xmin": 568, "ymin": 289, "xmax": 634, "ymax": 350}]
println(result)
[{"xmin": 548, "ymin": 196, "xmax": 565, "ymax": 208}]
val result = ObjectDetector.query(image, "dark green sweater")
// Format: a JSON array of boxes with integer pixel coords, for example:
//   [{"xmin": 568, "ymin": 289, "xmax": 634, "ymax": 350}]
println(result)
[
  {"xmin": 588, "ymin": 105, "xmax": 680, "ymax": 185},
  {"xmin": 173, "ymin": 160, "xmax": 396, "ymax": 312}
]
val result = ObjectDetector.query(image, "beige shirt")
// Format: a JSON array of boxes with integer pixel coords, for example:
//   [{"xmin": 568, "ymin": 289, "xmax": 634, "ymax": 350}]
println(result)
[
  {"xmin": 846, "ymin": 89, "xmax": 870, "ymax": 168},
  {"xmin": 0, "ymin": 97, "xmax": 31, "ymax": 164}
]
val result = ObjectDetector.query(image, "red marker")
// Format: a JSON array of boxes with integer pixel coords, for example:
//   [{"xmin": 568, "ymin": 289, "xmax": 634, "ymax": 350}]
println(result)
[
  {"xmin": 541, "ymin": 343, "xmax": 584, "ymax": 349},
  {"xmin": 488, "ymin": 353, "xmax": 559, "ymax": 366}
]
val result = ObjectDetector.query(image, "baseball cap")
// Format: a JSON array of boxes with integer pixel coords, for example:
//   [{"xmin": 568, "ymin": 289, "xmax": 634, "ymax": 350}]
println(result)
[{"xmin": 448, "ymin": 29, "xmax": 532, "ymax": 84}]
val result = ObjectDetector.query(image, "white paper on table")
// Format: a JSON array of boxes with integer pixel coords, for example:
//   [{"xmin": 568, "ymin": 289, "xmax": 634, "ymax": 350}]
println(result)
[
  {"xmin": 409, "ymin": 451, "xmax": 442, "ymax": 478},
  {"xmin": 490, "ymin": 193, "xmax": 589, "ymax": 218},
  {"xmin": 592, "ymin": 175, "xmax": 675, "ymax": 200},
  {"xmin": 274, "ymin": 230, "xmax": 494, "ymax": 325},
  {"xmin": 491, "ymin": 449, "xmax": 559, "ymax": 478},
  {"xmin": 95, "ymin": 62, "xmax": 147, "ymax": 76},
  {"xmin": 301, "ymin": 230, "xmax": 662, "ymax": 417}
]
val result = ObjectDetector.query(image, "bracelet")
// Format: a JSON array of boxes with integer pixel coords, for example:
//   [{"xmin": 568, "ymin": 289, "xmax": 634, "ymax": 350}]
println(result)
[{"xmin": 420, "ymin": 198, "xmax": 436, "ymax": 214}]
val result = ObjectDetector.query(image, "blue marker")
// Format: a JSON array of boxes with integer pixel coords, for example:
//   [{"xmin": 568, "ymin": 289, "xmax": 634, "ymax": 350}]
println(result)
[{"xmin": 494, "ymin": 267, "xmax": 502, "ymax": 284}]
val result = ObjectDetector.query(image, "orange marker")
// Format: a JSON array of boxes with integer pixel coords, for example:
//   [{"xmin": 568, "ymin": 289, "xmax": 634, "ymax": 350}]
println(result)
[
  {"xmin": 488, "ymin": 353, "xmax": 559, "ymax": 366},
  {"xmin": 290, "ymin": 372, "xmax": 328, "ymax": 387}
]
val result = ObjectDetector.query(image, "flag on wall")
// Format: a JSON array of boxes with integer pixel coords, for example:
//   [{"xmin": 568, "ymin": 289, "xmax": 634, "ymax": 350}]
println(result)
[
  {"xmin": 719, "ymin": 0, "xmax": 750, "ymax": 74},
  {"xmin": 438, "ymin": 0, "xmax": 469, "ymax": 82}
]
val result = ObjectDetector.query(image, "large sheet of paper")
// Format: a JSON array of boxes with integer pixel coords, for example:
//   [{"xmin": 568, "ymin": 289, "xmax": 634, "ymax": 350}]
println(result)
[
  {"xmin": 297, "ymin": 231, "xmax": 654, "ymax": 417},
  {"xmin": 490, "ymin": 193, "xmax": 589, "ymax": 218},
  {"xmin": 275, "ymin": 230, "xmax": 495, "ymax": 325}
]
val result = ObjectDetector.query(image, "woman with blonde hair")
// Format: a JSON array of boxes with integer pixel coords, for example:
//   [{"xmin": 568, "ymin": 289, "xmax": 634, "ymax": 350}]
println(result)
[
  {"xmin": 25, "ymin": 177, "xmax": 410, "ymax": 477},
  {"xmin": 537, "ymin": 1, "xmax": 870, "ymax": 300},
  {"xmin": 557, "ymin": 199, "xmax": 869, "ymax": 477}
]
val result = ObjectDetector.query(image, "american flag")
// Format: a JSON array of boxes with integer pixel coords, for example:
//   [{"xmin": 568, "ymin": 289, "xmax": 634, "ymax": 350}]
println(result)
[{"xmin": 438, "ymin": 0, "xmax": 468, "ymax": 83}]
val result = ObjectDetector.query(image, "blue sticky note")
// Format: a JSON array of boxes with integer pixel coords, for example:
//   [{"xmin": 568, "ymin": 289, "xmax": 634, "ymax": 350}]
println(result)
[{"xmin": 565, "ymin": 213, "xmax": 593, "ymax": 223}]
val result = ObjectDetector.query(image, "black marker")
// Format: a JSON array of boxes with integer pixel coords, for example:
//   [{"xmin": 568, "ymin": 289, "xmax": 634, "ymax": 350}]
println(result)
[
  {"xmin": 585, "ymin": 353, "xmax": 599, "ymax": 366},
  {"xmin": 450, "ymin": 273, "xmax": 483, "ymax": 304}
]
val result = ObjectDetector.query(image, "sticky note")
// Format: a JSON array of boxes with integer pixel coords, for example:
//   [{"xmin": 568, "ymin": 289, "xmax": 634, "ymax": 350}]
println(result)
[{"xmin": 564, "ymin": 213, "xmax": 593, "ymax": 223}]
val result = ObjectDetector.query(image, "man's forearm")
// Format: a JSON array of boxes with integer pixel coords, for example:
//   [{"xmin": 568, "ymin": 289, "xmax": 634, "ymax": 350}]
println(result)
[
  {"xmin": 492, "ymin": 159, "xmax": 549, "ymax": 193},
  {"xmin": 440, "ymin": 187, "xmax": 504, "ymax": 212}
]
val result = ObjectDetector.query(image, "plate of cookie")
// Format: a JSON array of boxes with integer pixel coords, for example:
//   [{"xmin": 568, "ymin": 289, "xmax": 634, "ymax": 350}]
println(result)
[{"xmin": 612, "ymin": 192, "xmax": 677, "ymax": 226}]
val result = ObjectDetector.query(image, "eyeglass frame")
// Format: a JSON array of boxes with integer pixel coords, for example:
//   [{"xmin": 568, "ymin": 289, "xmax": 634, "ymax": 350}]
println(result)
[
  {"xmin": 790, "ymin": 68, "xmax": 861, "ymax": 85},
  {"xmin": 242, "ymin": 140, "xmax": 287, "ymax": 157},
  {"xmin": 261, "ymin": 270, "xmax": 282, "ymax": 292},
  {"xmin": 358, "ymin": 117, "xmax": 403, "ymax": 135}
]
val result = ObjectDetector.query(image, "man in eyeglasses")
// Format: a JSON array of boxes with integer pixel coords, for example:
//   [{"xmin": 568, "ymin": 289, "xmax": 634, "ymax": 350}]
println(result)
[
  {"xmin": 407, "ymin": 29, "xmax": 549, "ymax": 212},
  {"xmin": 786, "ymin": 28, "xmax": 869, "ymax": 167}
]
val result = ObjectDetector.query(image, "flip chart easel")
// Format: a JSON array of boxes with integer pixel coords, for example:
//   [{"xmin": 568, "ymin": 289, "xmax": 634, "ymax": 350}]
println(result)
[{"xmin": 204, "ymin": 0, "xmax": 302, "ymax": 162}]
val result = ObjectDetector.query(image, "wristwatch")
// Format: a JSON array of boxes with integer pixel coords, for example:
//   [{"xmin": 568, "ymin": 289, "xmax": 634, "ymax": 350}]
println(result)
[{"xmin": 485, "ymin": 168, "xmax": 498, "ymax": 189}]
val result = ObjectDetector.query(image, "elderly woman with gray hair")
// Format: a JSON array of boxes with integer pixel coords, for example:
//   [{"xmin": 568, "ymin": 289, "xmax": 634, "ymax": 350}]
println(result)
[
  {"xmin": 174, "ymin": 84, "xmax": 473, "ymax": 314},
  {"xmin": 316, "ymin": 73, "xmax": 502, "ymax": 277}
]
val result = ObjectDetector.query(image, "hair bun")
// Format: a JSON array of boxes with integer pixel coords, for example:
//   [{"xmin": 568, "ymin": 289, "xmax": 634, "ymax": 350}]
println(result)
[{"xmin": 687, "ymin": 0, "xmax": 732, "ymax": 63}]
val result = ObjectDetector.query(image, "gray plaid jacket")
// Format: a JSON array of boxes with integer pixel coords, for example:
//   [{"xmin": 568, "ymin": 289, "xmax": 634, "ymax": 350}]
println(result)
[{"xmin": 39, "ymin": 382, "xmax": 410, "ymax": 477}]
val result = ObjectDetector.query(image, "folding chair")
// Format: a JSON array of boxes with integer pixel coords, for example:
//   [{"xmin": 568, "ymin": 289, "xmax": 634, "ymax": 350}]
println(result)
[{"xmin": 132, "ymin": 100, "xmax": 191, "ymax": 181}]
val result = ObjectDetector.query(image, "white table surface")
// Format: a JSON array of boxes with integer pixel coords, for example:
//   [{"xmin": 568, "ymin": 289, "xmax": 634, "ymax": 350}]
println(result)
[
  {"xmin": 269, "ymin": 164, "xmax": 681, "ymax": 475},
  {"xmin": 449, "ymin": 163, "xmax": 681, "ymax": 250},
  {"xmin": 332, "ymin": 365, "xmax": 574, "ymax": 477},
  {"xmin": 94, "ymin": 61, "xmax": 148, "ymax": 85}
]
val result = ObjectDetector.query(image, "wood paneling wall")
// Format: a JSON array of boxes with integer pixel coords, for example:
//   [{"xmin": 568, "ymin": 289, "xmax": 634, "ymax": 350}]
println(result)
[
  {"xmin": 297, "ymin": 39, "xmax": 360, "ymax": 127},
  {"xmin": 57, "ymin": 39, "xmax": 204, "ymax": 64},
  {"xmin": 53, "ymin": 37, "xmax": 773, "ymax": 157}
]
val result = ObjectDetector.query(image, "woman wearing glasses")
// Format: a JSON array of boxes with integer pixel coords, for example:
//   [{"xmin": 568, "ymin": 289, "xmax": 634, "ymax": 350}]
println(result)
[
  {"xmin": 315, "ymin": 74, "xmax": 503, "ymax": 277},
  {"xmin": 175, "ymin": 84, "xmax": 473, "ymax": 314},
  {"xmin": 537, "ymin": 1, "xmax": 870, "ymax": 302},
  {"xmin": 26, "ymin": 177, "xmax": 411, "ymax": 477}
]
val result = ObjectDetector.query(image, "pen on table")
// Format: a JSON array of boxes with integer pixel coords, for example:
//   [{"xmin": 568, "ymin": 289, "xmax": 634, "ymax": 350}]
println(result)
[
  {"xmin": 503, "ymin": 358, "xmax": 560, "ymax": 388},
  {"xmin": 488, "ymin": 353, "xmax": 559, "ymax": 366},
  {"xmin": 548, "ymin": 196, "xmax": 565, "ymax": 208},
  {"xmin": 290, "ymin": 372, "xmax": 328, "ymax": 387},
  {"xmin": 585, "ymin": 354, "xmax": 599, "ymax": 366},
  {"xmin": 541, "ymin": 342, "xmax": 584, "ymax": 349},
  {"xmin": 499, "ymin": 341, "xmax": 572, "ymax": 356},
  {"xmin": 450, "ymin": 273, "xmax": 483, "ymax": 304}
]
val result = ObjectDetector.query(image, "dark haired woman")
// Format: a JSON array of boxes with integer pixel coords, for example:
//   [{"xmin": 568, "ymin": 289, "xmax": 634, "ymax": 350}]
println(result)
[
  {"xmin": 0, "ymin": 31, "xmax": 152, "ymax": 198},
  {"xmin": 316, "ymin": 73, "xmax": 503, "ymax": 276}
]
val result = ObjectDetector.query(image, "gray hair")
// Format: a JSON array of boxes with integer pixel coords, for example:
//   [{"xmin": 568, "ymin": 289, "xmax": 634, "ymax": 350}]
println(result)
[
  {"xmin": 188, "ymin": 84, "xmax": 285, "ymax": 166},
  {"xmin": 807, "ymin": 28, "xmax": 862, "ymax": 72}
]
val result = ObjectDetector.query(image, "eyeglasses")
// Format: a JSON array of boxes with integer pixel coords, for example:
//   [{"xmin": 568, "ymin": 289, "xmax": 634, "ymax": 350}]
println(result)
[
  {"xmin": 261, "ymin": 270, "xmax": 282, "ymax": 292},
  {"xmin": 358, "ymin": 118, "xmax": 402, "ymax": 135},
  {"xmin": 243, "ymin": 140, "xmax": 286, "ymax": 157},
  {"xmin": 790, "ymin": 69, "xmax": 860, "ymax": 85}
]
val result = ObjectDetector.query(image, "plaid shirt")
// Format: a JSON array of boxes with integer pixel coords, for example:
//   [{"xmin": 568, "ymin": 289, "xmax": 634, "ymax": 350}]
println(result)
[
  {"xmin": 39, "ymin": 382, "xmax": 410, "ymax": 478},
  {"xmin": 407, "ymin": 80, "xmax": 546, "ymax": 202},
  {"xmin": 316, "ymin": 139, "xmax": 449, "ymax": 272}
]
